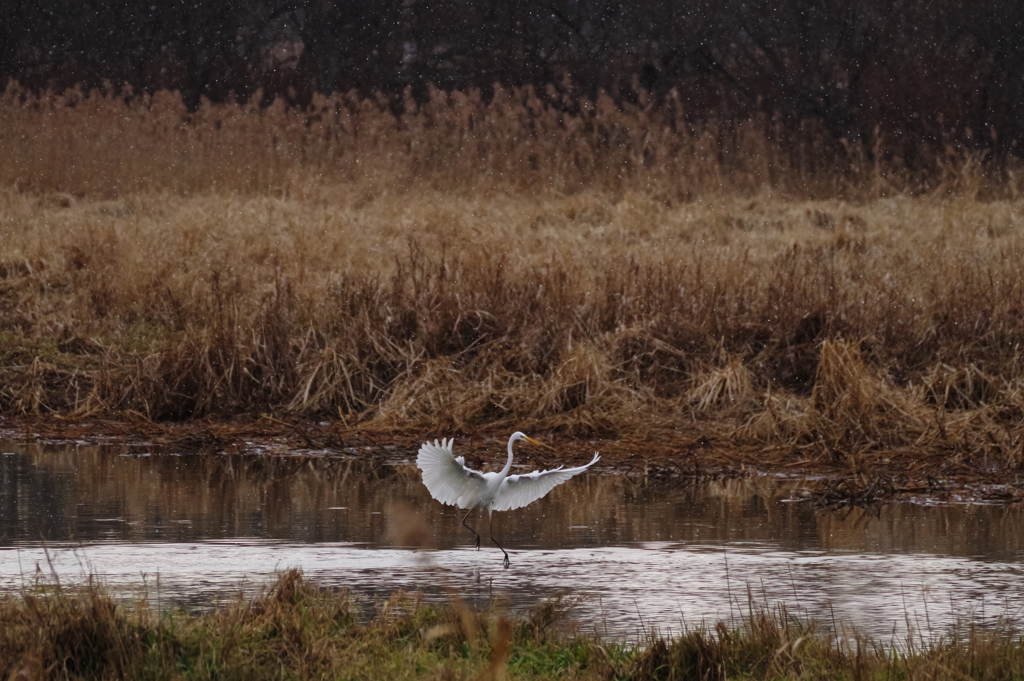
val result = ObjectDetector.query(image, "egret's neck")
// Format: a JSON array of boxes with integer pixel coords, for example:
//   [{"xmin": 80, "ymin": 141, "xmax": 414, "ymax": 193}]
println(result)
[{"xmin": 499, "ymin": 437, "xmax": 516, "ymax": 479}]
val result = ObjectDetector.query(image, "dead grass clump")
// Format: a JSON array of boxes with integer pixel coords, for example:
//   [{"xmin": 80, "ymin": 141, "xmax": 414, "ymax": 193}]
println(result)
[
  {"xmin": 612, "ymin": 326, "xmax": 693, "ymax": 398},
  {"xmin": 523, "ymin": 341, "xmax": 644, "ymax": 436},
  {"xmin": 688, "ymin": 355, "xmax": 755, "ymax": 413},
  {"xmin": 806, "ymin": 340, "xmax": 924, "ymax": 452},
  {"xmin": 813, "ymin": 342, "xmax": 893, "ymax": 422},
  {"xmin": 742, "ymin": 341, "xmax": 931, "ymax": 458},
  {"xmin": 739, "ymin": 390, "xmax": 815, "ymax": 446},
  {"xmin": 373, "ymin": 355, "xmax": 520, "ymax": 431},
  {"xmin": 629, "ymin": 607, "xmax": 838, "ymax": 681},
  {"xmin": 919, "ymin": 363, "xmax": 1002, "ymax": 410},
  {"xmin": 626, "ymin": 606, "xmax": 1024, "ymax": 681},
  {"xmin": 0, "ymin": 358, "xmax": 97, "ymax": 416},
  {"xmin": 0, "ymin": 581, "xmax": 142, "ymax": 679},
  {"xmin": 374, "ymin": 342, "xmax": 642, "ymax": 437}
]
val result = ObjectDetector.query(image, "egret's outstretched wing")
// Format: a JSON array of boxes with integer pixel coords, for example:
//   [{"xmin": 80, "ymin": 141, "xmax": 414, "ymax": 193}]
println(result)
[
  {"xmin": 491, "ymin": 452, "xmax": 600, "ymax": 512},
  {"xmin": 417, "ymin": 438, "xmax": 487, "ymax": 509}
]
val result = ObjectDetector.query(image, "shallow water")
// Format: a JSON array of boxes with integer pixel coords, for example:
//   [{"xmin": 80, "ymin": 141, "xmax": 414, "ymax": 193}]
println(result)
[{"xmin": 1, "ymin": 440, "xmax": 1023, "ymax": 641}]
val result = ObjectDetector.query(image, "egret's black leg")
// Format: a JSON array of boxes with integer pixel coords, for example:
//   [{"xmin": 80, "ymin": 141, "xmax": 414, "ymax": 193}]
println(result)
[
  {"xmin": 461, "ymin": 508, "xmax": 481, "ymax": 549},
  {"xmin": 489, "ymin": 512, "xmax": 510, "ymax": 569}
]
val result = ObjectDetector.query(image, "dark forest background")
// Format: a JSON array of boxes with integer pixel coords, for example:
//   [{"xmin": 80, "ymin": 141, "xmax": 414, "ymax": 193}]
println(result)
[{"xmin": 3, "ymin": 1, "xmax": 1024, "ymax": 164}]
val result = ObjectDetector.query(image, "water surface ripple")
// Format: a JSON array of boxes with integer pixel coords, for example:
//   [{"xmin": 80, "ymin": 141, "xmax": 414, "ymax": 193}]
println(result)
[{"xmin": 1, "ymin": 441, "xmax": 1022, "ymax": 640}]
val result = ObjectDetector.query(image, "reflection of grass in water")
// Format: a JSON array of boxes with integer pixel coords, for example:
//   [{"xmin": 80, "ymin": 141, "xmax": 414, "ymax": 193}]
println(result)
[{"xmin": 1, "ymin": 570, "xmax": 1022, "ymax": 680}]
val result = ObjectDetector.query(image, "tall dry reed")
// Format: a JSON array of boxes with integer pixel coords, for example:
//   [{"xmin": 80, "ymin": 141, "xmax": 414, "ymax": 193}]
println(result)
[{"xmin": 1, "ymin": 83, "xmax": 1013, "ymax": 199}]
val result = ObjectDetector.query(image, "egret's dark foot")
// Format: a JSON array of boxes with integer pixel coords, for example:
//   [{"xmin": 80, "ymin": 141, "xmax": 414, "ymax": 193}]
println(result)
[
  {"xmin": 488, "ymin": 516, "xmax": 509, "ymax": 567},
  {"xmin": 475, "ymin": 536, "xmax": 481, "ymax": 550}
]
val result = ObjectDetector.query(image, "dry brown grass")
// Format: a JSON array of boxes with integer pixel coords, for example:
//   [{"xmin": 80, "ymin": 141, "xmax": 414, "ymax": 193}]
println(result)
[
  {"xmin": 0, "ymin": 569, "xmax": 524, "ymax": 680},
  {"xmin": 4, "ymin": 83, "xmax": 1017, "ymax": 200},
  {"xmin": 3, "ymin": 86, "xmax": 1024, "ymax": 475},
  {"xmin": 4, "ymin": 569, "xmax": 1024, "ymax": 680}
]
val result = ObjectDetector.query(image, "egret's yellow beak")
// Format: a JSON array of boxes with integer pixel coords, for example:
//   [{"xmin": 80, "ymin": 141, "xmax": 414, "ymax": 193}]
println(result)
[{"xmin": 523, "ymin": 435, "xmax": 541, "ymax": 446}]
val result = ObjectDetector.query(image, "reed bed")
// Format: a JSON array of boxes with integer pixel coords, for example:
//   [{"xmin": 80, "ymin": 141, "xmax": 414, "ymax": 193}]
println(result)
[
  {"xmin": 1, "ymin": 83, "xmax": 1011, "ymax": 199},
  {"xmin": 2, "ymin": 569, "xmax": 1022, "ymax": 680},
  {"xmin": 2, "ymin": 87, "xmax": 1024, "ymax": 475}
]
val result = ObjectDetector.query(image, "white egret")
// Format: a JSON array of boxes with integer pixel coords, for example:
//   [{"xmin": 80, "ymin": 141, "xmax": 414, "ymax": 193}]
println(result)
[{"xmin": 417, "ymin": 431, "xmax": 600, "ymax": 568}]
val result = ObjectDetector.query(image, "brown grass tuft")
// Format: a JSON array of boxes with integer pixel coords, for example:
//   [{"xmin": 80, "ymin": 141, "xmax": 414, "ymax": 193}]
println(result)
[
  {"xmin": 808, "ymin": 340, "xmax": 927, "ymax": 452},
  {"xmin": 689, "ymin": 355, "xmax": 755, "ymax": 413}
]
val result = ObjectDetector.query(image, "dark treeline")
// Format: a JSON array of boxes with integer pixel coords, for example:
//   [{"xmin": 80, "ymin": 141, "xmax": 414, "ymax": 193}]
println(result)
[{"xmin": 3, "ymin": 1, "xmax": 1024, "ymax": 165}]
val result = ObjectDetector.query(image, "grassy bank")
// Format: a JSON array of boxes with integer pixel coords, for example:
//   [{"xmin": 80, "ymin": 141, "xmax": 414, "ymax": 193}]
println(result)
[
  {"xmin": 1, "ymin": 570, "xmax": 1022, "ymax": 680},
  {"xmin": 3, "ymin": 89, "xmax": 1024, "ymax": 479},
  {"xmin": 4, "ymin": 188, "xmax": 1024, "ymax": 475}
]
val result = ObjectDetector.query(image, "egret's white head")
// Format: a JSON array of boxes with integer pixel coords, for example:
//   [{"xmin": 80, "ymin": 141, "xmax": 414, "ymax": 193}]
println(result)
[{"xmin": 510, "ymin": 431, "xmax": 541, "ymax": 446}]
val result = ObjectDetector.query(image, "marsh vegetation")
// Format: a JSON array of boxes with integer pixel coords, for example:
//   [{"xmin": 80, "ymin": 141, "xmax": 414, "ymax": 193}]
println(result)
[
  {"xmin": 3, "ymin": 86, "xmax": 1024, "ymax": 485},
  {"xmin": 3, "ymin": 569, "xmax": 1024, "ymax": 680},
  {"xmin": 2, "ymin": 84, "xmax": 1024, "ymax": 678}
]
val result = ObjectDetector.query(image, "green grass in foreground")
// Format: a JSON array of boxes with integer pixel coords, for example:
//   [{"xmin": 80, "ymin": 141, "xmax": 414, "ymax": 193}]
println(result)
[{"xmin": 1, "ymin": 570, "xmax": 1022, "ymax": 680}]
